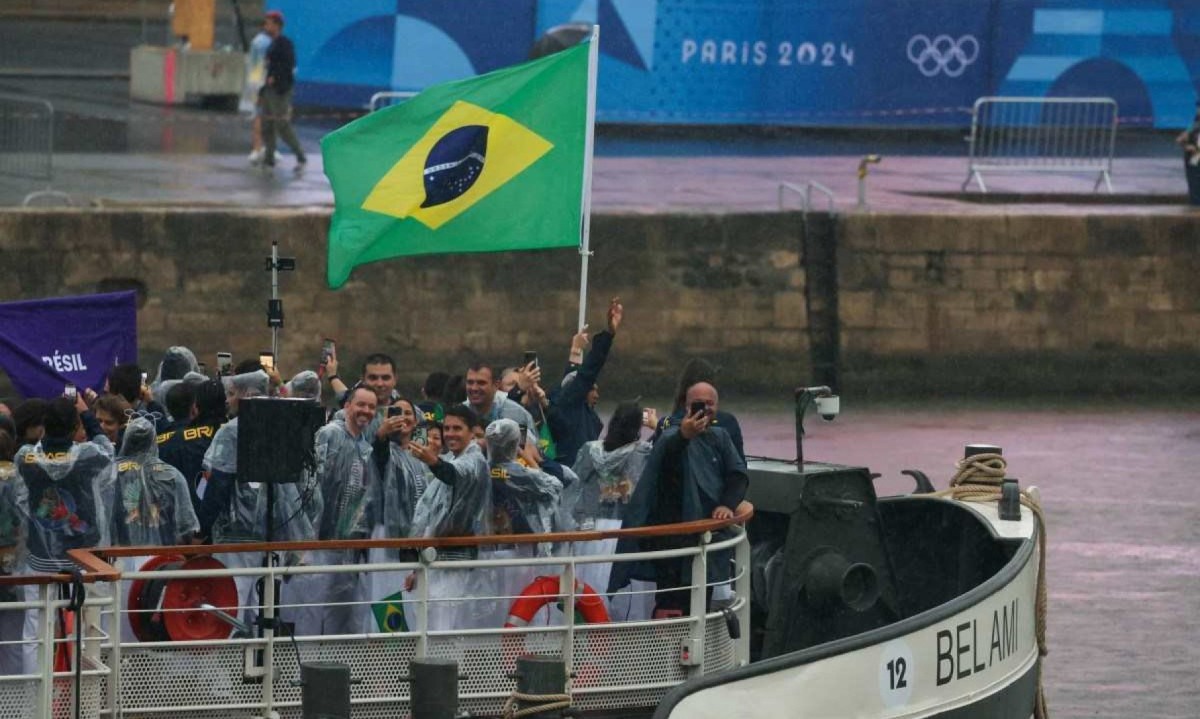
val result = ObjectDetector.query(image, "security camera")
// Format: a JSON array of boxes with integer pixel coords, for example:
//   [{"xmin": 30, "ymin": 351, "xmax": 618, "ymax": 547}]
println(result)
[{"xmin": 815, "ymin": 395, "xmax": 840, "ymax": 421}]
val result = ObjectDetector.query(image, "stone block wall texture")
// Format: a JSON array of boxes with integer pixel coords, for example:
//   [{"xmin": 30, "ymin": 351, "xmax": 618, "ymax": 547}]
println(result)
[
  {"xmin": 0, "ymin": 209, "xmax": 805, "ymax": 401},
  {"xmin": 0, "ymin": 208, "xmax": 1196, "ymax": 400}
]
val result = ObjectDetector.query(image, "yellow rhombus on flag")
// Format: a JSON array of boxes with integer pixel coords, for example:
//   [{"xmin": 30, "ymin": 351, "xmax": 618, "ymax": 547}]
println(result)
[{"xmin": 321, "ymin": 40, "xmax": 590, "ymax": 288}]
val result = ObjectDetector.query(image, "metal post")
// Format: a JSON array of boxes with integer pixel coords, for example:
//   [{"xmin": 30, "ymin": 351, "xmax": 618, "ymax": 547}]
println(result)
[
  {"xmin": 856, "ymin": 155, "xmax": 881, "ymax": 210},
  {"xmin": 561, "ymin": 555, "xmax": 576, "ymax": 683},
  {"xmin": 416, "ymin": 548, "xmax": 432, "ymax": 658},
  {"xmin": 37, "ymin": 585, "xmax": 54, "ymax": 718},
  {"xmin": 733, "ymin": 527, "xmax": 752, "ymax": 667},
  {"xmin": 685, "ymin": 535, "xmax": 709, "ymax": 676},
  {"xmin": 262, "ymin": 554, "xmax": 276, "ymax": 717},
  {"xmin": 269, "ymin": 241, "xmax": 280, "ymax": 358},
  {"xmin": 109, "ymin": 575, "xmax": 123, "ymax": 717}
]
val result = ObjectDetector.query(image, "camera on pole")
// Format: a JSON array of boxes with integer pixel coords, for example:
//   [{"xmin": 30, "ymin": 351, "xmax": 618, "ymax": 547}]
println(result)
[{"xmin": 265, "ymin": 241, "xmax": 295, "ymax": 354}]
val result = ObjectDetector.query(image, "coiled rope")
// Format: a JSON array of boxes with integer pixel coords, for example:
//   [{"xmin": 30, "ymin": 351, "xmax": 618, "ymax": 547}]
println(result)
[
  {"xmin": 934, "ymin": 453, "xmax": 1049, "ymax": 719},
  {"xmin": 501, "ymin": 691, "xmax": 572, "ymax": 719}
]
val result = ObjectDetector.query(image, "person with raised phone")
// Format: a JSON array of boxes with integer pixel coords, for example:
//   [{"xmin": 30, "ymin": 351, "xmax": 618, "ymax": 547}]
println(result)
[
  {"xmin": 608, "ymin": 381, "xmax": 748, "ymax": 619},
  {"xmin": 407, "ymin": 405, "xmax": 492, "ymax": 629}
]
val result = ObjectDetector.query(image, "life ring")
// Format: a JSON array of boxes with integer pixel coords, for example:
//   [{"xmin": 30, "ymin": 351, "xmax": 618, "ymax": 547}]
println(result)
[
  {"xmin": 126, "ymin": 555, "xmax": 239, "ymax": 641},
  {"xmin": 504, "ymin": 575, "xmax": 610, "ymax": 627}
]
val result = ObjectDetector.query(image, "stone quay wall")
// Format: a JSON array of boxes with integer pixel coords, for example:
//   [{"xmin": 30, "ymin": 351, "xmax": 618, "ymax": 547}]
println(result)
[{"xmin": 0, "ymin": 208, "xmax": 1196, "ymax": 400}]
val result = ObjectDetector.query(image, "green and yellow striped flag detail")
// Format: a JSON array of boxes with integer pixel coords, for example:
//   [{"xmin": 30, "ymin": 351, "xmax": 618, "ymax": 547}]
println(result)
[{"xmin": 321, "ymin": 41, "xmax": 590, "ymax": 289}]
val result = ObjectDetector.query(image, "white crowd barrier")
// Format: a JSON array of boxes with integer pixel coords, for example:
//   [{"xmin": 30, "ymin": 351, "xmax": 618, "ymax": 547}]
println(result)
[{"xmin": 963, "ymin": 96, "xmax": 1118, "ymax": 193}]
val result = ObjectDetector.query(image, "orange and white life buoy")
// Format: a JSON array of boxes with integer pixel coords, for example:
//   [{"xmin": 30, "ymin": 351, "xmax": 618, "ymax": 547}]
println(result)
[{"xmin": 504, "ymin": 575, "xmax": 610, "ymax": 627}]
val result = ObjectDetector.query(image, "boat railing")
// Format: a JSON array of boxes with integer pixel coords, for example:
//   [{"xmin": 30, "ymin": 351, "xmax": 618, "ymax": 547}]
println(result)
[{"xmin": 0, "ymin": 508, "xmax": 753, "ymax": 718}]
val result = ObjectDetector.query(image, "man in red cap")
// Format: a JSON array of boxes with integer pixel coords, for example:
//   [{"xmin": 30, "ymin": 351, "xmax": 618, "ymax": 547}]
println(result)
[{"xmin": 261, "ymin": 10, "xmax": 307, "ymax": 172}]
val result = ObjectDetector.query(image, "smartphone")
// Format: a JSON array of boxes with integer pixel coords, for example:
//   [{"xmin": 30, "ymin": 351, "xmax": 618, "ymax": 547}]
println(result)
[
  {"xmin": 518, "ymin": 423, "xmax": 529, "ymax": 449},
  {"xmin": 321, "ymin": 338, "xmax": 336, "ymax": 364},
  {"xmin": 411, "ymin": 424, "xmax": 428, "ymax": 445},
  {"xmin": 523, "ymin": 350, "xmax": 538, "ymax": 369},
  {"xmin": 689, "ymin": 400, "xmax": 707, "ymax": 417},
  {"xmin": 387, "ymin": 406, "xmax": 402, "ymax": 418},
  {"xmin": 259, "ymin": 351, "xmax": 275, "ymax": 372},
  {"xmin": 217, "ymin": 352, "xmax": 232, "ymax": 376},
  {"xmin": 197, "ymin": 362, "xmax": 207, "ymax": 376},
  {"xmin": 64, "ymin": 383, "xmax": 77, "ymax": 399},
  {"xmin": 642, "ymin": 408, "xmax": 650, "ymax": 423},
  {"xmin": 140, "ymin": 372, "xmax": 148, "ymax": 385}
]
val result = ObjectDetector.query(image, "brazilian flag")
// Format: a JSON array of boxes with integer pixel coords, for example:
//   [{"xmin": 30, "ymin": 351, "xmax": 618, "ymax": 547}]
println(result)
[
  {"xmin": 321, "ymin": 39, "xmax": 593, "ymax": 288},
  {"xmin": 372, "ymin": 590, "xmax": 408, "ymax": 633}
]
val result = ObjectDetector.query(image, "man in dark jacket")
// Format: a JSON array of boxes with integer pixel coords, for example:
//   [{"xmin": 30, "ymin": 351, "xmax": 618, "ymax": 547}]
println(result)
[
  {"xmin": 547, "ymin": 298, "xmax": 622, "ymax": 466},
  {"xmin": 608, "ymin": 386, "xmax": 748, "ymax": 618},
  {"xmin": 158, "ymin": 379, "xmax": 226, "ymax": 528},
  {"xmin": 261, "ymin": 10, "xmax": 307, "ymax": 171}
]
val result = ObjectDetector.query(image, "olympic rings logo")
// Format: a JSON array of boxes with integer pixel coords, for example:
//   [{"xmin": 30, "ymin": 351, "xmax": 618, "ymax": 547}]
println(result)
[{"xmin": 906, "ymin": 34, "xmax": 979, "ymax": 78}]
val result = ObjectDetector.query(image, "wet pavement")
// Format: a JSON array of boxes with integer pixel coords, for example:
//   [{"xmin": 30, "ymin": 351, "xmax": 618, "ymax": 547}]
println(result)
[
  {"xmin": 0, "ymin": 17, "xmax": 1194, "ymax": 213},
  {"xmin": 731, "ymin": 399, "xmax": 1200, "ymax": 719}
]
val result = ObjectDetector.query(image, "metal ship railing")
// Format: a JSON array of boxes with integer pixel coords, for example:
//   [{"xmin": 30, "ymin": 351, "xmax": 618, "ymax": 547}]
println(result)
[{"xmin": 0, "ymin": 509, "xmax": 753, "ymax": 718}]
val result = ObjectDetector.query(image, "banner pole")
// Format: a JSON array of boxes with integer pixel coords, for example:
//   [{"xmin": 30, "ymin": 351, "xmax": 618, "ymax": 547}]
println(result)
[{"xmin": 576, "ymin": 25, "xmax": 599, "ymax": 332}]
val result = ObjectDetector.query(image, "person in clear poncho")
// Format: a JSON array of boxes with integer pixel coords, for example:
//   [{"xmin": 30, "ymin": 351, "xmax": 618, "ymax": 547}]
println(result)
[
  {"xmin": 284, "ymin": 370, "xmax": 321, "ymax": 401},
  {"xmin": 102, "ymin": 415, "xmax": 200, "ymax": 641},
  {"xmin": 201, "ymin": 370, "xmax": 319, "ymax": 627},
  {"xmin": 483, "ymin": 418, "xmax": 564, "ymax": 627},
  {"xmin": 0, "ymin": 429, "xmax": 28, "ymax": 676},
  {"xmin": 566, "ymin": 402, "xmax": 655, "ymax": 620},
  {"xmin": 107, "ymin": 416, "xmax": 199, "ymax": 547},
  {"xmin": 365, "ymin": 397, "xmax": 432, "ymax": 633},
  {"xmin": 13, "ymin": 397, "xmax": 112, "ymax": 673},
  {"xmin": 283, "ymin": 387, "xmax": 377, "ymax": 636},
  {"xmin": 150, "ymin": 346, "xmax": 200, "ymax": 409},
  {"xmin": 409, "ymin": 405, "xmax": 492, "ymax": 630}
]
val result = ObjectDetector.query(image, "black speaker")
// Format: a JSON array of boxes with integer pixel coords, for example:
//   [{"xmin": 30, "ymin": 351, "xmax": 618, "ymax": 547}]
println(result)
[{"xmin": 236, "ymin": 397, "xmax": 326, "ymax": 485}]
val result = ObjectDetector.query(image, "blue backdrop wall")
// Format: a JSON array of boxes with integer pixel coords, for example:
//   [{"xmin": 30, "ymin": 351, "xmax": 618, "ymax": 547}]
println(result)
[{"xmin": 276, "ymin": 0, "xmax": 1200, "ymax": 128}]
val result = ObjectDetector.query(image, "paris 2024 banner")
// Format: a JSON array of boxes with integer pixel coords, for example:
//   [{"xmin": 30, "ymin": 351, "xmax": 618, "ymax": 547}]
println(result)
[{"xmin": 279, "ymin": 0, "xmax": 1200, "ymax": 128}]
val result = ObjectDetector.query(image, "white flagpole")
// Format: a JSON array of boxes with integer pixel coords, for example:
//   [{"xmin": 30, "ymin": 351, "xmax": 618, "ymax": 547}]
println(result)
[{"xmin": 576, "ymin": 25, "xmax": 599, "ymax": 332}]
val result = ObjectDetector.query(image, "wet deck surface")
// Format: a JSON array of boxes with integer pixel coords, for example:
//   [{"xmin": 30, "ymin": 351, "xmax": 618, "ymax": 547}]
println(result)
[{"xmin": 733, "ymin": 400, "xmax": 1200, "ymax": 719}]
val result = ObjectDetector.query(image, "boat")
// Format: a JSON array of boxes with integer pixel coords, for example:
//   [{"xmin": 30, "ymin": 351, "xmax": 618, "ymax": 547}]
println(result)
[{"xmin": 0, "ymin": 388, "xmax": 1046, "ymax": 719}]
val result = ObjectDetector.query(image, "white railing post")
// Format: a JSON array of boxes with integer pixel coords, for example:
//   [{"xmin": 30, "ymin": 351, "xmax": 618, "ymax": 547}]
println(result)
[
  {"xmin": 262, "ymin": 556, "xmax": 276, "ymax": 717},
  {"xmin": 109, "ymin": 576, "xmax": 123, "ymax": 718},
  {"xmin": 686, "ymin": 534, "xmax": 709, "ymax": 676},
  {"xmin": 562, "ymin": 548, "xmax": 577, "ymax": 684},
  {"xmin": 416, "ymin": 550, "xmax": 430, "ymax": 658},
  {"xmin": 37, "ymin": 585, "xmax": 54, "ymax": 718},
  {"xmin": 733, "ymin": 526, "xmax": 752, "ymax": 666}
]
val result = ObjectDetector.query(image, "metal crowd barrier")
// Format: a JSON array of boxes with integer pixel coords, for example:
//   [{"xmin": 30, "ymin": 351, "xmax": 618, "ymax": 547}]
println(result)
[
  {"xmin": 368, "ymin": 91, "xmax": 418, "ymax": 112},
  {"xmin": 962, "ymin": 96, "xmax": 1118, "ymax": 193},
  {"xmin": 0, "ymin": 91, "xmax": 71, "ymax": 206}
]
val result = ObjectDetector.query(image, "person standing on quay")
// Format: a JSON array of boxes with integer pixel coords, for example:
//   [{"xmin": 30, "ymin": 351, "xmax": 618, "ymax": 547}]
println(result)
[
  {"xmin": 1174, "ymin": 101, "xmax": 1200, "ymax": 206},
  {"xmin": 261, "ymin": 10, "xmax": 307, "ymax": 172}
]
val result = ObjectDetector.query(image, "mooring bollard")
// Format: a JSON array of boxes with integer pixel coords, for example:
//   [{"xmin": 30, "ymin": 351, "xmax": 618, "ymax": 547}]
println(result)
[
  {"xmin": 299, "ymin": 661, "xmax": 352, "ymax": 719},
  {"xmin": 507, "ymin": 654, "xmax": 571, "ymax": 719},
  {"xmin": 407, "ymin": 658, "xmax": 461, "ymax": 719}
]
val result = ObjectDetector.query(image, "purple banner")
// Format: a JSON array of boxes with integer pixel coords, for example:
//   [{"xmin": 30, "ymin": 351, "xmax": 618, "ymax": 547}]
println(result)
[{"xmin": 0, "ymin": 291, "xmax": 138, "ymax": 400}]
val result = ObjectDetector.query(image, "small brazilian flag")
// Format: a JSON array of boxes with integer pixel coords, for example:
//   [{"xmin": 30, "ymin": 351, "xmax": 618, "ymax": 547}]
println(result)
[
  {"xmin": 372, "ymin": 591, "xmax": 408, "ymax": 633},
  {"xmin": 321, "ymin": 38, "xmax": 593, "ymax": 288}
]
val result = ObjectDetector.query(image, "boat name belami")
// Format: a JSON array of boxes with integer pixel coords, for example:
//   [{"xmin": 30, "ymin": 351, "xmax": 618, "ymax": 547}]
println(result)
[{"xmin": 935, "ymin": 598, "xmax": 1018, "ymax": 685}]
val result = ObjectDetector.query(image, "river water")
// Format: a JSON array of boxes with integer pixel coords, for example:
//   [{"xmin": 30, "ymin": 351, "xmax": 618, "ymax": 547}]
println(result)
[{"xmin": 719, "ymin": 399, "xmax": 1200, "ymax": 719}]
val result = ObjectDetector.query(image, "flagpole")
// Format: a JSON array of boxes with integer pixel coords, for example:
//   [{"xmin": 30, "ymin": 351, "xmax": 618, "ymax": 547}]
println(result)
[{"xmin": 576, "ymin": 25, "xmax": 599, "ymax": 332}]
